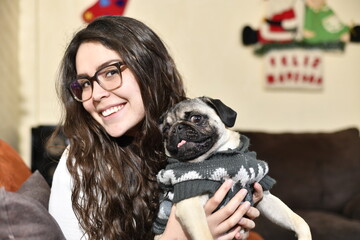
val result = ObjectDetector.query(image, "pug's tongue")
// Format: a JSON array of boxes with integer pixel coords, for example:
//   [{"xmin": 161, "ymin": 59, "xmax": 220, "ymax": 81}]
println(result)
[{"xmin": 177, "ymin": 140, "xmax": 187, "ymax": 148}]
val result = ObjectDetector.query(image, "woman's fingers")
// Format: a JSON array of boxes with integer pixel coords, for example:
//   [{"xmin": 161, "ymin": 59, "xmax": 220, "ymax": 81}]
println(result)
[
  {"xmin": 238, "ymin": 215, "xmax": 256, "ymax": 229},
  {"xmin": 204, "ymin": 179, "xmax": 233, "ymax": 215},
  {"xmin": 215, "ymin": 204, "xmax": 256, "ymax": 240},
  {"xmin": 244, "ymin": 206, "xmax": 260, "ymax": 220},
  {"xmin": 234, "ymin": 229, "xmax": 250, "ymax": 240},
  {"xmin": 216, "ymin": 225, "xmax": 241, "ymax": 240},
  {"xmin": 253, "ymin": 182, "xmax": 263, "ymax": 203},
  {"xmin": 208, "ymin": 189, "xmax": 251, "ymax": 236},
  {"xmin": 204, "ymin": 181, "xmax": 263, "ymax": 239},
  {"xmin": 216, "ymin": 199, "xmax": 251, "ymax": 234},
  {"xmin": 211, "ymin": 188, "xmax": 248, "ymax": 222},
  {"xmin": 216, "ymin": 225, "xmax": 250, "ymax": 240}
]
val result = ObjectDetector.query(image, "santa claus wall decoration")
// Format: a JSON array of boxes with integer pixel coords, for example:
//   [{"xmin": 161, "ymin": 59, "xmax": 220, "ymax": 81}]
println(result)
[
  {"xmin": 82, "ymin": 0, "xmax": 129, "ymax": 23},
  {"xmin": 242, "ymin": 0, "xmax": 360, "ymax": 90}
]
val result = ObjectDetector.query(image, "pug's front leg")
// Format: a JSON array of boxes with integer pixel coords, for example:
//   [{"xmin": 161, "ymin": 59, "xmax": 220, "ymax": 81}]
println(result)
[
  {"xmin": 176, "ymin": 195, "xmax": 213, "ymax": 240},
  {"xmin": 257, "ymin": 191, "xmax": 312, "ymax": 240}
]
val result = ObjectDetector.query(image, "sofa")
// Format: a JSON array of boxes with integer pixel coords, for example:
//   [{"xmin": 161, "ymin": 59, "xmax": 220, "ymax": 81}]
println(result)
[
  {"xmin": 240, "ymin": 127, "xmax": 360, "ymax": 240},
  {"xmin": 1, "ymin": 127, "xmax": 359, "ymax": 239}
]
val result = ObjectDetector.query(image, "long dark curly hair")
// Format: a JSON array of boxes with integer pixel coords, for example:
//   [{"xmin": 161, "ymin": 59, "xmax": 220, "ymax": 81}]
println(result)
[{"xmin": 55, "ymin": 15, "xmax": 186, "ymax": 239}]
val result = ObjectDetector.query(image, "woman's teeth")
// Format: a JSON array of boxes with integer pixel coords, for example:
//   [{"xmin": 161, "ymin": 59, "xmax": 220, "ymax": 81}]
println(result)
[{"xmin": 101, "ymin": 105, "xmax": 123, "ymax": 117}]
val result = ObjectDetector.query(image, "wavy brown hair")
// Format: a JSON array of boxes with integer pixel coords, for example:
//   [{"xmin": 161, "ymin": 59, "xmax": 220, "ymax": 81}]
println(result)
[{"xmin": 55, "ymin": 16, "xmax": 186, "ymax": 239}]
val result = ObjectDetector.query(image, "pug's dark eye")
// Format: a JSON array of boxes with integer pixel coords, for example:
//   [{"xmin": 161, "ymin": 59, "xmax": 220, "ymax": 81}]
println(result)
[
  {"xmin": 162, "ymin": 124, "xmax": 170, "ymax": 133},
  {"xmin": 190, "ymin": 115, "xmax": 203, "ymax": 123}
]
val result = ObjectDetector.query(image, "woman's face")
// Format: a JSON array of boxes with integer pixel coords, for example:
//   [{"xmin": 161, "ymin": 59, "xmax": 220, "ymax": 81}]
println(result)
[{"xmin": 75, "ymin": 42, "xmax": 145, "ymax": 137}]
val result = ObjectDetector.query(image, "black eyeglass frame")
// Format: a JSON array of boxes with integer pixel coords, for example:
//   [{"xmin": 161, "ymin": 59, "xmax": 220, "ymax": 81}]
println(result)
[{"xmin": 69, "ymin": 61, "xmax": 125, "ymax": 102}]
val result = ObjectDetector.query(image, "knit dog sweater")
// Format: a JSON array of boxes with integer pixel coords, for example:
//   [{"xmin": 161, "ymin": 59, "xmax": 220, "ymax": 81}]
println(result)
[{"xmin": 152, "ymin": 135, "xmax": 276, "ymax": 234}]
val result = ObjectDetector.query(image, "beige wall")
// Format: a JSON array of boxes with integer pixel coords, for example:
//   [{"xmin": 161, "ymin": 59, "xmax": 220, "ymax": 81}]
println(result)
[
  {"xmin": 19, "ymin": 0, "xmax": 360, "ymax": 165},
  {"xmin": 0, "ymin": 0, "xmax": 21, "ymax": 150}
]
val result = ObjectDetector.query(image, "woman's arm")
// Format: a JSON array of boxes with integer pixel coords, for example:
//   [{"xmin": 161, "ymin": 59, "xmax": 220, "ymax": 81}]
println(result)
[{"xmin": 160, "ymin": 180, "xmax": 264, "ymax": 240}]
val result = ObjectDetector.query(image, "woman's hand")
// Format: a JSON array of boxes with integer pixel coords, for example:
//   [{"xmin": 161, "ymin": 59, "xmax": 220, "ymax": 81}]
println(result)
[
  {"xmin": 204, "ymin": 180, "xmax": 263, "ymax": 240},
  {"xmin": 159, "ymin": 181, "xmax": 264, "ymax": 240}
]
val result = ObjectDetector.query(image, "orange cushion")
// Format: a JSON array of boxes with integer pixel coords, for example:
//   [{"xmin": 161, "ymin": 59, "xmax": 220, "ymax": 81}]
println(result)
[
  {"xmin": 248, "ymin": 231, "xmax": 264, "ymax": 240},
  {"xmin": 0, "ymin": 140, "xmax": 31, "ymax": 192}
]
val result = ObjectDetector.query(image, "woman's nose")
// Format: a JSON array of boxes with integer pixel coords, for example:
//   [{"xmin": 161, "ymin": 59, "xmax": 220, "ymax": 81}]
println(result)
[{"xmin": 91, "ymin": 81, "xmax": 110, "ymax": 101}]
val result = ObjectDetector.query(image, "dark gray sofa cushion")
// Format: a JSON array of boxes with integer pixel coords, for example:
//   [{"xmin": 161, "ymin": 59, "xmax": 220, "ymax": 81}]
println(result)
[{"xmin": 0, "ymin": 171, "xmax": 65, "ymax": 240}]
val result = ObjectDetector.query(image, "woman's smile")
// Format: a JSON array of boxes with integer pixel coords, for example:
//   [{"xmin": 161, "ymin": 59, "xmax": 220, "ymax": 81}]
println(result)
[{"xmin": 100, "ymin": 103, "xmax": 125, "ymax": 117}]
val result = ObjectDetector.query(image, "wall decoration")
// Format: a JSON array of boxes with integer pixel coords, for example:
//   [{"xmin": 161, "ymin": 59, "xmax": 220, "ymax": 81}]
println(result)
[
  {"xmin": 265, "ymin": 48, "xmax": 323, "ymax": 89},
  {"xmin": 82, "ymin": 0, "xmax": 129, "ymax": 23},
  {"xmin": 242, "ymin": 0, "xmax": 360, "ymax": 90}
]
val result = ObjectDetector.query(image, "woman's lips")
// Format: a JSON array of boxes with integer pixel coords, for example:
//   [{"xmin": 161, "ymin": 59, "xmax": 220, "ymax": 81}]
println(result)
[{"xmin": 101, "ymin": 104, "xmax": 125, "ymax": 117}]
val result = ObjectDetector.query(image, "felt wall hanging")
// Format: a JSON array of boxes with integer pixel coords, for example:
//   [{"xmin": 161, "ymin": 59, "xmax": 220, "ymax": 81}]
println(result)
[
  {"xmin": 82, "ymin": 0, "xmax": 129, "ymax": 23},
  {"xmin": 265, "ymin": 49, "xmax": 323, "ymax": 89},
  {"xmin": 242, "ymin": 0, "xmax": 360, "ymax": 90}
]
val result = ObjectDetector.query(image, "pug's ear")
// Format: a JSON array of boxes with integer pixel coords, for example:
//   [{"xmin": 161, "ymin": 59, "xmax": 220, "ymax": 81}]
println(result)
[
  {"xmin": 200, "ymin": 96, "xmax": 237, "ymax": 127},
  {"xmin": 158, "ymin": 111, "xmax": 167, "ymax": 131}
]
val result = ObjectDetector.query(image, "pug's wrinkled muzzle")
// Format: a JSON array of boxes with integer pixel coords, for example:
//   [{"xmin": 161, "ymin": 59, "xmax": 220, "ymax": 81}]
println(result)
[{"xmin": 166, "ymin": 123, "xmax": 215, "ymax": 161}]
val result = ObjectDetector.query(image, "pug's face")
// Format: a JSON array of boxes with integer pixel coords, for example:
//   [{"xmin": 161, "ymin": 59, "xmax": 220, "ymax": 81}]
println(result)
[{"xmin": 159, "ymin": 97, "xmax": 239, "ymax": 162}]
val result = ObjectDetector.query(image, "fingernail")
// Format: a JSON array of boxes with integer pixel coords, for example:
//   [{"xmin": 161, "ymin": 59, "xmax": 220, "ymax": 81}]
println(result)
[
  {"xmin": 225, "ymin": 179, "xmax": 234, "ymax": 186},
  {"xmin": 240, "ymin": 188, "xmax": 248, "ymax": 195}
]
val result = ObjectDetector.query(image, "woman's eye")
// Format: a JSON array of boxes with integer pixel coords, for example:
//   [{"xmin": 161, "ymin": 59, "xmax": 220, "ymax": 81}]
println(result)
[
  {"xmin": 79, "ymin": 79, "xmax": 91, "ymax": 88},
  {"xmin": 104, "ymin": 68, "xmax": 120, "ymax": 79},
  {"xmin": 107, "ymin": 69, "xmax": 119, "ymax": 77},
  {"xmin": 190, "ymin": 115, "xmax": 202, "ymax": 123}
]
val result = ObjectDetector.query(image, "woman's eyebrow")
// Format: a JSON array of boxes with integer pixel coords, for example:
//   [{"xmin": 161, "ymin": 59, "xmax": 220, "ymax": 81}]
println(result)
[
  {"xmin": 76, "ymin": 73, "xmax": 90, "ymax": 79},
  {"xmin": 76, "ymin": 59, "xmax": 121, "ymax": 79},
  {"xmin": 96, "ymin": 59, "xmax": 121, "ymax": 71}
]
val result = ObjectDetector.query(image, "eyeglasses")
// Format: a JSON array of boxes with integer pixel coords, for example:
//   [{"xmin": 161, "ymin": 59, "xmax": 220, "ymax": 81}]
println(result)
[{"xmin": 69, "ymin": 61, "xmax": 125, "ymax": 102}]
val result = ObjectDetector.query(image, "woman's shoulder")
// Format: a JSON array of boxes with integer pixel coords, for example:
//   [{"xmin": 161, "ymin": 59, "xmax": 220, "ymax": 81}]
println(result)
[
  {"xmin": 52, "ymin": 146, "xmax": 70, "ymax": 182},
  {"xmin": 49, "ymin": 146, "xmax": 86, "ymax": 239},
  {"xmin": 49, "ymin": 146, "xmax": 71, "ymax": 196}
]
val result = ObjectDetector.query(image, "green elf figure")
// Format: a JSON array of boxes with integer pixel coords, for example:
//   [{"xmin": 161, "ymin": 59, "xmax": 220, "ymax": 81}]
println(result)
[{"xmin": 303, "ymin": 0, "xmax": 360, "ymax": 44}]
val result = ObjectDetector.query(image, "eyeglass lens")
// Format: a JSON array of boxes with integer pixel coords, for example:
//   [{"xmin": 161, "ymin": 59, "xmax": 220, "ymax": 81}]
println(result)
[{"xmin": 70, "ymin": 63, "xmax": 122, "ymax": 102}]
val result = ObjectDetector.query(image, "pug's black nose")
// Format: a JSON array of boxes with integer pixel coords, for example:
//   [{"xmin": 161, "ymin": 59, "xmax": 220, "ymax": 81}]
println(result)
[{"xmin": 173, "ymin": 124, "xmax": 183, "ymax": 133}]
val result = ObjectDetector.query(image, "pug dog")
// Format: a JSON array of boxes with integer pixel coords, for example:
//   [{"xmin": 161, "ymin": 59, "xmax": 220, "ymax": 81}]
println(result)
[{"xmin": 155, "ymin": 96, "xmax": 312, "ymax": 240}]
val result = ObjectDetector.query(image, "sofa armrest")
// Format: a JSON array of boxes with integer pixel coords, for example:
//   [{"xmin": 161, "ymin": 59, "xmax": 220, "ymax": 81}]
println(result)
[
  {"xmin": 343, "ymin": 193, "xmax": 360, "ymax": 220},
  {"xmin": 0, "ymin": 140, "xmax": 31, "ymax": 191}
]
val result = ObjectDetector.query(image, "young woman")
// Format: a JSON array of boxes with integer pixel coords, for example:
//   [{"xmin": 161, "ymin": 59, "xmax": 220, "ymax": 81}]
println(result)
[{"xmin": 49, "ymin": 15, "xmax": 263, "ymax": 240}]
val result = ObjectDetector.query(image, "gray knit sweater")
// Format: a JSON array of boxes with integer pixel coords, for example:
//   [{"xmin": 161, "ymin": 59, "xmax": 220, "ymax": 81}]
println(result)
[{"xmin": 152, "ymin": 135, "xmax": 276, "ymax": 234}]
